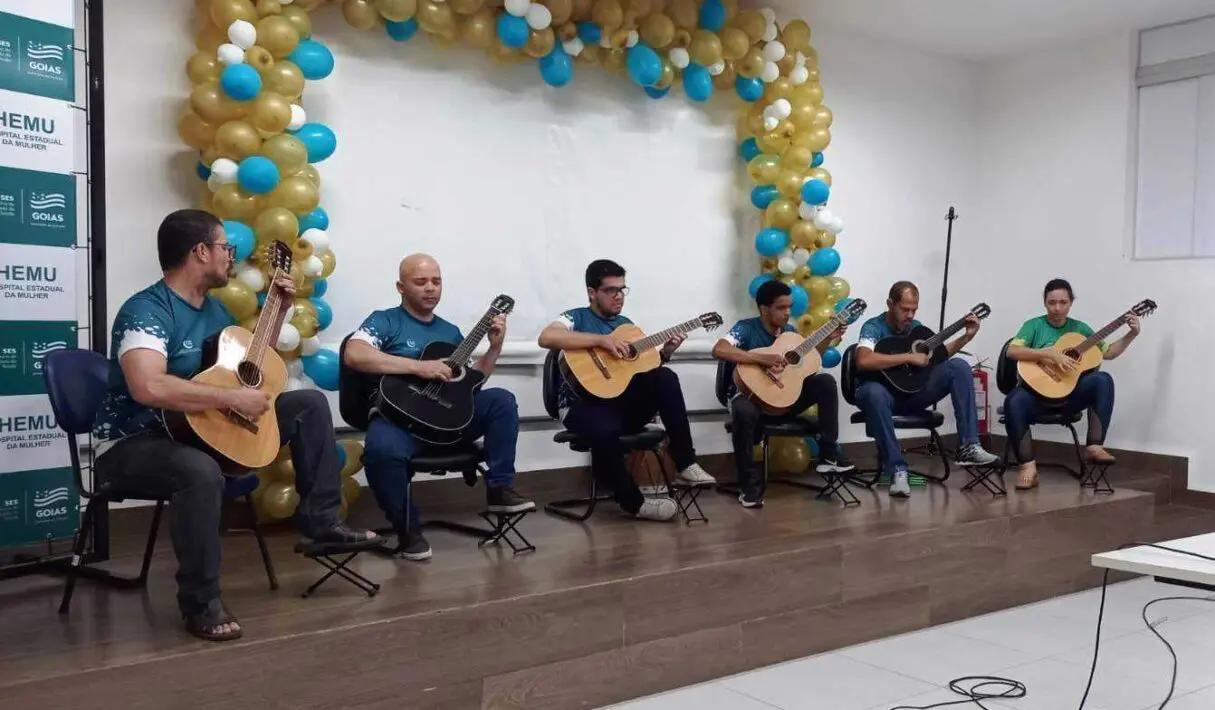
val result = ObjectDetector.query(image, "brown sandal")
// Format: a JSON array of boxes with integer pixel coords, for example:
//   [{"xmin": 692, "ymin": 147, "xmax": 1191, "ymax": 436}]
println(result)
[{"xmin": 184, "ymin": 600, "xmax": 243, "ymax": 642}]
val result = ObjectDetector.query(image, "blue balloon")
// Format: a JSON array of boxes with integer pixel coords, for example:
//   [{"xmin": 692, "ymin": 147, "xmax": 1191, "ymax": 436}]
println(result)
[
  {"xmin": 821, "ymin": 347, "xmax": 842, "ymax": 369},
  {"xmin": 735, "ymin": 75, "xmax": 764, "ymax": 102},
  {"xmin": 220, "ymin": 64, "xmax": 261, "ymax": 101},
  {"xmin": 385, "ymin": 17, "xmax": 419, "ymax": 41},
  {"xmin": 539, "ymin": 49, "xmax": 573, "ymax": 87},
  {"xmin": 497, "ymin": 14, "xmax": 529, "ymax": 48},
  {"xmin": 256, "ymin": 291, "xmax": 267, "ymax": 308},
  {"xmin": 790, "ymin": 284, "xmax": 810, "ymax": 316},
  {"xmin": 310, "ymin": 296, "xmax": 333, "ymax": 330},
  {"xmin": 810, "ymin": 247, "xmax": 841, "ymax": 276},
  {"xmin": 804, "ymin": 436, "xmax": 820, "ymax": 456},
  {"xmin": 683, "ymin": 63, "xmax": 713, "ymax": 101},
  {"xmin": 302, "ymin": 349, "xmax": 340, "ymax": 391},
  {"xmin": 739, "ymin": 137, "xmax": 761, "ymax": 162},
  {"xmin": 801, "ymin": 178, "xmax": 831, "ymax": 205},
  {"xmin": 811, "ymin": 152, "xmax": 825, "ymax": 168},
  {"xmin": 833, "ymin": 297, "xmax": 854, "ymax": 314},
  {"xmin": 750, "ymin": 184, "xmax": 779, "ymax": 209},
  {"xmin": 196, "ymin": 161, "xmax": 211, "ymax": 180},
  {"xmin": 626, "ymin": 44, "xmax": 662, "ymax": 86},
  {"xmin": 748, "ymin": 273, "xmax": 774, "ymax": 299},
  {"xmin": 237, "ymin": 156, "xmax": 280, "ymax": 194},
  {"xmin": 312, "ymin": 277, "xmax": 328, "ymax": 297},
  {"xmin": 754, "ymin": 227, "xmax": 789, "ymax": 257},
  {"xmin": 299, "ymin": 207, "xmax": 329, "ymax": 232},
  {"xmin": 288, "ymin": 39, "xmax": 335, "ymax": 80},
  {"xmin": 335, "ymin": 443, "xmax": 347, "ymax": 469},
  {"xmin": 699, "ymin": 0, "xmax": 726, "ymax": 31},
  {"xmin": 643, "ymin": 85, "xmax": 670, "ymax": 99},
  {"xmin": 292, "ymin": 122, "xmax": 337, "ymax": 163},
  {"xmin": 223, "ymin": 220, "xmax": 255, "ymax": 262},
  {"xmin": 576, "ymin": 22, "xmax": 602, "ymax": 43}
]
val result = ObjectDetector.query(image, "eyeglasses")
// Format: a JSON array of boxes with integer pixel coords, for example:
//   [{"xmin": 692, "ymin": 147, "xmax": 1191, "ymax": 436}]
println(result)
[
  {"xmin": 211, "ymin": 242, "xmax": 236, "ymax": 260},
  {"xmin": 599, "ymin": 286, "xmax": 630, "ymax": 297}
]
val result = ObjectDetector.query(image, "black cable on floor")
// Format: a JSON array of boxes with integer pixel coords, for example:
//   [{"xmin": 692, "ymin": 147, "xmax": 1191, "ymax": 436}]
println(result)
[{"xmin": 887, "ymin": 676, "xmax": 1026, "ymax": 710}]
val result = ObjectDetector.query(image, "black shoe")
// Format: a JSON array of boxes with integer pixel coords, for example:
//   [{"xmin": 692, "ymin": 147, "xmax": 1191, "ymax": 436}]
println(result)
[
  {"xmin": 816, "ymin": 446, "xmax": 857, "ymax": 474},
  {"xmin": 303, "ymin": 522, "xmax": 381, "ymax": 549},
  {"xmin": 395, "ymin": 530, "xmax": 432, "ymax": 561},
  {"xmin": 738, "ymin": 490, "xmax": 764, "ymax": 508},
  {"xmin": 487, "ymin": 486, "xmax": 536, "ymax": 514}
]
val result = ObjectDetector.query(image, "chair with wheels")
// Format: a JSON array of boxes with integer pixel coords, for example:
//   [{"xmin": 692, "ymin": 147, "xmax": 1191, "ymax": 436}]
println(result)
[
  {"xmin": 841, "ymin": 345, "xmax": 952, "ymax": 488},
  {"xmin": 539, "ymin": 350, "xmax": 707, "ymax": 524},
  {"xmin": 43, "ymin": 349, "xmax": 277, "ymax": 615}
]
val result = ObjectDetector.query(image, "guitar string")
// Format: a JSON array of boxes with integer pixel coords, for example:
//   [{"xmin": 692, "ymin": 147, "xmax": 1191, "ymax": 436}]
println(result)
[
  {"xmin": 632, "ymin": 317, "xmax": 706, "ymax": 353},
  {"xmin": 422, "ymin": 303, "xmax": 507, "ymax": 398}
]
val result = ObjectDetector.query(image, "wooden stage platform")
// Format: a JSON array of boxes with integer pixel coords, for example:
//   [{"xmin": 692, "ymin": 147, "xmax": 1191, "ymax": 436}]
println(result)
[{"xmin": 2, "ymin": 447, "xmax": 1214, "ymax": 710}]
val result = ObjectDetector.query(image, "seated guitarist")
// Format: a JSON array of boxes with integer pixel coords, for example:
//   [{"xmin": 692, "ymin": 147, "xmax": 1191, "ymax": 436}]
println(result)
[
  {"xmin": 1004, "ymin": 278, "xmax": 1137, "ymax": 490},
  {"xmin": 712, "ymin": 280, "xmax": 855, "ymax": 508},
  {"xmin": 92, "ymin": 209, "xmax": 377, "ymax": 643},
  {"xmin": 537, "ymin": 259, "xmax": 716, "ymax": 522},
  {"xmin": 344, "ymin": 254, "xmax": 534, "ymax": 561},
  {"xmin": 854, "ymin": 281, "xmax": 999, "ymax": 497}
]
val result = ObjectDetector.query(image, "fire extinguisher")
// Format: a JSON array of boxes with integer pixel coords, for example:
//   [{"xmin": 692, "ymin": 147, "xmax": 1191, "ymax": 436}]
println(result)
[{"xmin": 973, "ymin": 364, "xmax": 991, "ymax": 435}]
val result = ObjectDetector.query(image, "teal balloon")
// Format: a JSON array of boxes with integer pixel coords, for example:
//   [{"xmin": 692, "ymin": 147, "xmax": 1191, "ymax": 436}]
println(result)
[
  {"xmin": 299, "ymin": 207, "xmax": 329, "ymax": 232},
  {"xmin": 287, "ymin": 39, "xmax": 334, "ymax": 80},
  {"xmin": 312, "ymin": 277, "xmax": 328, "ymax": 297},
  {"xmin": 576, "ymin": 22, "xmax": 602, "ymax": 43},
  {"xmin": 237, "ymin": 156, "xmax": 279, "ymax": 194},
  {"xmin": 801, "ymin": 178, "xmax": 831, "ymax": 205},
  {"xmin": 385, "ymin": 18, "xmax": 419, "ymax": 41},
  {"xmin": 790, "ymin": 285, "xmax": 809, "ymax": 316},
  {"xmin": 754, "ymin": 227, "xmax": 788, "ymax": 257},
  {"xmin": 735, "ymin": 76, "xmax": 763, "ymax": 102},
  {"xmin": 698, "ymin": 0, "xmax": 726, "ymax": 31},
  {"xmin": 291, "ymin": 122, "xmax": 337, "ymax": 163},
  {"xmin": 626, "ymin": 44, "xmax": 663, "ymax": 86},
  {"xmin": 539, "ymin": 49, "xmax": 574, "ymax": 87},
  {"xmin": 497, "ymin": 14, "xmax": 529, "ymax": 48},
  {"xmin": 220, "ymin": 64, "xmax": 261, "ymax": 101},
  {"xmin": 811, "ymin": 152, "xmax": 825, "ymax": 168},
  {"xmin": 750, "ymin": 184, "xmax": 778, "ymax": 209},
  {"xmin": 302, "ymin": 349, "xmax": 340, "ymax": 391},
  {"xmin": 809, "ymin": 247, "xmax": 841, "ymax": 276},
  {"xmin": 335, "ymin": 443, "xmax": 347, "ymax": 469},
  {"xmin": 223, "ymin": 220, "xmax": 255, "ymax": 261},
  {"xmin": 682, "ymin": 63, "xmax": 713, "ymax": 101},
  {"xmin": 644, "ymin": 85, "xmax": 670, "ymax": 99},
  {"xmin": 739, "ymin": 137, "xmax": 760, "ymax": 161},
  {"xmin": 748, "ymin": 273, "xmax": 773, "ymax": 299},
  {"xmin": 310, "ymin": 296, "xmax": 333, "ymax": 330},
  {"xmin": 821, "ymin": 347, "xmax": 842, "ymax": 368}
]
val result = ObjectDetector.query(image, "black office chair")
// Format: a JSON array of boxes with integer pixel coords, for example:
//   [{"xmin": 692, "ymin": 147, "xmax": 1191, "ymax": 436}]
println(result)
[
  {"xmin": 337, "ymin": 335, "xmax": 534, "ymax": 558},
  {"xmin": 540, "ymin": 350, "xmax": 707, "ymax": 524},
  {"xmin": 712, "ymin": 360, "xmax": 860, "ymax": 506},
  {"xmin": 44, "ymin": 349, "xmax": 276, "ymax": 614},
  {"xmin": 841, "ymin": 344, "xmax": 951, "ymax": 487}
]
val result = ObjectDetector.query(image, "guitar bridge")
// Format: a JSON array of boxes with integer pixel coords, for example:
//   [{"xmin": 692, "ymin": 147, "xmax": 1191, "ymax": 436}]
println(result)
[
  {"xmin": 407, "ymin": 383, "xmax": 453, "ymax": 409},
  {"xmin": 589, "ymin": 350, "xmax": 611, "ymax": 379},
  {"xmin": 221, "ymin": 409, "xmax": 259, "ymax": 434}
]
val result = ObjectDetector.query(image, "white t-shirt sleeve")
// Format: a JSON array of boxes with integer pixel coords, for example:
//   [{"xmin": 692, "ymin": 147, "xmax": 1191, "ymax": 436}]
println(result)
[{"xmin": 113, "ymin": 297, "xmax": 170, "ymax": 360}]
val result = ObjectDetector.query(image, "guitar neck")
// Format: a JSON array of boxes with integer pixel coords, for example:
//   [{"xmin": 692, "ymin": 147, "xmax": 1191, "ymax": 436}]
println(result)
[
  {"xmin": 245, "ymin": 267, "xmax": 288, "ymax": 366},
  {"xmin": 1076, "ymin": 314, "xmax": 1127, "ymax": 354},
  {"xmin": 445, "ymin": 305, "xmax": 499, "ymax": 366},
  {"xmin": 791, "ymin": 313, "xmax": 845, "ymax": 358},
  {"xmin": 632, "ymin": 318, "xmax": 705, "ymax": 353},
  {"xmin": 924, "ymin": 315, "xmax": 970, "ymax": 350}
]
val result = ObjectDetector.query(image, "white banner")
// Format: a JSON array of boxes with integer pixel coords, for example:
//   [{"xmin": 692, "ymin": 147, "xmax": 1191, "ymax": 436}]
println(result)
[
  {"xmin": 0, "ymin": 88, "xmax": 75, "ymax": 174},
  {"xmin": 0, "ymin": 393, "xmax": 69, "ymax": 475},
  {"xmin": 0, "ymin": 242, "xmax": 77, "ymax": 321},
  {"xmin": 0, "ymin": 0, "xmax": 74, "ymax": 29}
]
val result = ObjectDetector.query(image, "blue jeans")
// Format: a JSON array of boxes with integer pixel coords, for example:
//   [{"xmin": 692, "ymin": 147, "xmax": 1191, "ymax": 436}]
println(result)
[
  {"xmin": 363, "ymin": 387, "xmax": 519, "ymax": 533},
  {"xmin": 1003, "ymin": 371, "xmax": 1114, "ymax": 464},
  {"xmin": 854, "ymin": 358, "xmax": 978, "ymax": 475}
]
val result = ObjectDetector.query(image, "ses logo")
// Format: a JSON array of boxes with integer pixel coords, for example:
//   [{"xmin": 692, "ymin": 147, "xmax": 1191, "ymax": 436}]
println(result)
[
  {"xmin": 32, "ymin": 486, "xmax": 70, "ymax": 520},
  {"xmin": 28, "ymin": 190, "xmax": 66, "ymax": 225},
  {"xmin": 24, "ymin": 41, "xmax": 66, "ymax": 79}
]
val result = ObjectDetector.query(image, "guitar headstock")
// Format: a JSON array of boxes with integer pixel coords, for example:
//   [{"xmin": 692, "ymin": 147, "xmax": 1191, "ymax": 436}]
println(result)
[
  {"xmin": 837, "ymin": 298, "xmax": 867, "ymax": 325},
  {"xmin": 971, "ymin": 303, "xmax": 992, "ymax": 320},
  {"xmin": 1130, "ymin": 299, "xmax": 1158, "ymax": 318},
  {"xmin": 264, "ymin": 240, "xmax": 293, "ymax": 274},
  {"xmin": 698, "ymin": 312, "xmax": 725, "ymax": 331},
  {"xmin": 490, "ymin": 294, "xmax": 516, "ymax": 315}
]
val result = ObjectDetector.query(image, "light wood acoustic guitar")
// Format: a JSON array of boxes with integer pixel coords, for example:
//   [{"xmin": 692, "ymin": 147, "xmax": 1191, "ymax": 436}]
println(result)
[
  {"xmin": 161, "ymin": 241, "xmax": 293, "ymax": 474},
  {"xmin": 561, "ymin": 312, "xmax": 724, "ymax": 400},
  {"xmin": 1016, "ymin": 299, "xmax": 1157, "ymax": 403},
  {"xmin": 734, "ymin": 298, "xmax": 868, "ymax": 414}
]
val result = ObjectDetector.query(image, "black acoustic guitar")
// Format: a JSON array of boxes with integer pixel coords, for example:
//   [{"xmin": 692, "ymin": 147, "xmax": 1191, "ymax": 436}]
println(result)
[
  {"xmin": 376, "ymin": 295, "xmax": 515, "ymax": 446},
  {"xmin": 871, "ymin": 303, "xmax": 991, "ymax": 395}
]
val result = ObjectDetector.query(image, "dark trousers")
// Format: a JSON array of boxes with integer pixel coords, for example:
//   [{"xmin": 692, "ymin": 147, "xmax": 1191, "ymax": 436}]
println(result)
[
  {"xmin": 730, "ymin": 372, "xmax": 839, "ymax": 495},
  {"xmin": 562, "ymin": 367, "xmax": 696, "ymax": 515},
  {"xmin": 94, "ymin": 390, "xmax": 343, "ymax": 617},
  {"xmin": 1003, "ymin": 371, "xmax": 1115, "ymax": 464},
  {"xmin": 362, "ymin": 387, "xmax": 519, "ymax": 534}
]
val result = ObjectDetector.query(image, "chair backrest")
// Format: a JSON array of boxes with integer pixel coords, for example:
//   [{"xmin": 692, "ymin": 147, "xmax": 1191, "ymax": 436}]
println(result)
[
  {"xmin": 714, "ymin": 359, "xmax": 733, "ymax": 408},
  {"xmin": 996, "ymin": 338, "xmax": 1017, "ymax": 395},
  {"xmin": 337, "ymin": 334, "xmax": 376, "ymax": 431},
  {"xmin": 840, "ymin": 344, "xmax": 861, "ymax": 406},
  {"xmin": 43, "ymin": 348, "xmax": 109, "ymax": 435},
  {"xmin": 541, "ymin": 349, "xmax": 561, "ymax": 420}
]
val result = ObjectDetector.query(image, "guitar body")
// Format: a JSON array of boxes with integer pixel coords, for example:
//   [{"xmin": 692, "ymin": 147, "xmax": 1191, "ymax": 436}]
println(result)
[
  {"xmin": 161, "ymin": 326, "xmax": 287, "ymax": 475},
  {"xmin": 561, "ymin": 324, "xmax": 662, "ymax": 400},
  {"xmin": 1016, "ymin": 331, "xmax": 1104, "ymax": 402},
  {"xmin": 377, "ymin": 341, "xmax": 486, "ymax": 446},
  {"xmin": 873, "ymin": 325, "xmax": 950, "ymax": 395},
  {"xmin": 734, "ymin": 332, "xmax": 823, "ymax": 414}
]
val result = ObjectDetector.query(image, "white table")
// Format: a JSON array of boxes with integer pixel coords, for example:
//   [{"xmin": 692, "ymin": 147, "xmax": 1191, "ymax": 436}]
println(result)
[{"xmin": 1092, "ymin": 533, "xmax": 1215, "ymax": 592}]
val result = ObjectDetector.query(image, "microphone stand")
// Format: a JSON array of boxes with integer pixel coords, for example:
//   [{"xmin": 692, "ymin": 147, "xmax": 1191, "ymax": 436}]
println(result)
[{"xmin": 905, "ymin": 207, "xmax": 958, "ymax": 462}]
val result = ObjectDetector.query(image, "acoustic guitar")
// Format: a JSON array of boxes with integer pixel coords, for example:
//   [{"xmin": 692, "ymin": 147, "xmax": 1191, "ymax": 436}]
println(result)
[
  {"xmin": 561, "ymin": 312, "xmax": 724, "ymax": 400},
  {"xmin": 1017, "ymin": 299, "xmax": 1158, "ymax": 402},
  {"xmin": 161, "ymin": 241, "xmax": 292, "ymax": 474},
  {"xmin": 734, "ymin": 298, "xmax": 868, "ymax": 414},
  {"xmin": 376, "ymin": 295, "xmax": 515, "ymax": 446},
  {"xmin": 870, "ymin": 303, "xmax": 992, "ymax": 395}
]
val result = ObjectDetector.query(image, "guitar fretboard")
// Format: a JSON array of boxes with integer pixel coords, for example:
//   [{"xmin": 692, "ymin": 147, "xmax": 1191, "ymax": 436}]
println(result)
[
  {"xmin": 244, "ymin": 260, "xmax": 289, "ymax": 370},
  {"xmin": 791, "ymin": 314, "xmax": 846, "ymax": 359},
  {"xmin": 1075, "ymin": 315, "xmax": 1128, "ymax": 355},
  {"xmin": 921, "ymin": 310, "xmax": 981, "ymax": 351},
  {"xmin": 631, "ymin": 318, "xmax": 707, "ymax": 353},
  {"xmin": 444, "ymin": 305, "xmax": 504, "ymax": 366}
]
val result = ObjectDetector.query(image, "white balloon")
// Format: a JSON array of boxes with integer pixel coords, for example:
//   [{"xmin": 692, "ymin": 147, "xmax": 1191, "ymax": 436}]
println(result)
[
  {"xmin": 777, "ymin": 256, "xmax": 797, "ymax": 274},
  {"xmin": 288, "ymin": 104, "xmax": 306, "ymax": 131},
  {"xmin": 763, "ymin": 22, "xmax": 779, "ymax": 42},
  {"xmin": 599, "ymin": 34, "xmax": 612, "ymax": 48},
  {"xmin": 285, "ymin": 376, "xmax": 305, "ymax": 392},
  {"xmin": 235, "ymin": 265, "xmax": 266, "ymax": 292},
  {"xmin": 763, "ymin": 116, "xmax": 779, "ymax": 132},
  {"xmin": 792, "ymin": 248, "xmax": 811, "ymax": 265},
  {"xmin": 790, "ymin": 66, "xmax": 809, "ymax": 85},
  {"xmin": 762, "ymin": 40, "xmax": 786, "ymax": 63},
  {"xmin": 799, "ymin": 202, "xmax": 818, "ymax": 221},
  {"xmin": 669, "ymin": 47, "xmax": 690, "ymax": 69},
  {"xmin": 794, "ymin": 51, "xmax": 807, "ymax": 67},
  {"xmin": 760, "ymin": 61, "xmax": 780, "ymax": 83},
  {"xmin": 217, "ymin": 43, "xmax": 245, "ymax": 65},
  {"xmin": 207, "ymin": 174, "xmax": 222, "ymax": 193},
  {"xmin": 708, "ymin": 60, "xmax": 726, "ymax": 76},
  {"xmin": 298, "ymin": 375, "xmax": 316, "ymax": 389},
  {"xmin": 210, "ymin": 157, "xmax": 239, "ymax": 183},
  {"xmin": 302, "ymin": 227, "xmax": 329, "ymax": 256},
  {"xmin": 563, "ymin": 37, "xmax": 584, "ymax": 56},
  {"xmin": 771, "ymin": 98, "xmax": 792, "ymax": 119},
  {"xmin": 287, "ymin": 358, "xmax": 305, "ymax": 378},
  {"xmin": 504, "ymin": 0, "xmax": 530, "ymax": 17},
  {"xmin": 829, "ymin": 216, "xmax": 845, "ymax": 235},
  {"xmin": 625, "ymin": 30, "xmax": 639, "ymax": 48},
  {"xmin": 276, "ymin": 323, "xmax": 301, "ymax": 352},
  {"xmin": 299, "ymin": 335, "xmax": 321, "ymax": 357},
  {"xmin": 227, "ymin": 20, "xmax": 257, "ymax": 50},
  {"xmin": 303, "ymin": 254, "xmax": 324, "ymax": 278},
  {"xmin": 525, "ymin": 3, "xmax": 551, "ymax": 29},
  {"xmin": 759, "ymin": 8, "xmax": 776, "ymax": 22},
  {"xmin": 813, "ymin": 208, "xmax": 836, "ymax": 230}
]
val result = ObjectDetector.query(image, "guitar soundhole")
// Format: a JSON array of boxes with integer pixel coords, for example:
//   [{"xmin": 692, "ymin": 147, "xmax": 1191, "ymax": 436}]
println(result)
[
  {"xmin": 785, "ymin": 352, "xmax": 801, "ymax": 366},
  {"xmin": 237, "ymin": 361, "xmax": 263, "ymax": 389},
  {"xmin": 622, "ymin": 345, "xmax": 639, "ymax": 361},
  {"xmin": 1063, "ymin": 349, "xmax": 1080, "ymax": 362},
  {"xmin": 912, "ymin": 341, "xmax": 929, "ymax": 355}
]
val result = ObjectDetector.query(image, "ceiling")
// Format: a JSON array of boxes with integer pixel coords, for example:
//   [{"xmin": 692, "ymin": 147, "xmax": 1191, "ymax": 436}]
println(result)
[{"xmin": 765, "ymin": 0, "xmax": 1215, "ymax": 60}]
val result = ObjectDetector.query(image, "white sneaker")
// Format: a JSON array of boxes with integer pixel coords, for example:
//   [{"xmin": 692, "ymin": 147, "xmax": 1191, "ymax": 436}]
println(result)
[
  {"xmin": 639, "ymin": 485, "xmax": 670, "ymax": 496},
  {"xmin": 889, "ymin": 470, "xmax": 911, "ymax": 498},
  {"xmin": 677, "ymin": 463, "xmax": 716, "ymax": 487},
  {"xmin": 635, "ymin": 497, "xmax": 678, "ymax": 521}
]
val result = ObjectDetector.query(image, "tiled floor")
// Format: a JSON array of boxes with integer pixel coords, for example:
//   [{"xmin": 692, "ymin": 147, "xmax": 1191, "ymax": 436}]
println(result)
[{"xmin": 603, "ymin": 577, "xmax": 1215, "ymax": 710}]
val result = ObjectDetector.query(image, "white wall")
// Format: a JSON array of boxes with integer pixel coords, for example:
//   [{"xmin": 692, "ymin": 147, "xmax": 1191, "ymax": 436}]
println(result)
[
  {"xmin": 959, "ymin": 32, "xmax": 1215, "ymax": 492},
  {"xmin": 103, "ymin": 4, "xmax": 979, "ymax": 472}
]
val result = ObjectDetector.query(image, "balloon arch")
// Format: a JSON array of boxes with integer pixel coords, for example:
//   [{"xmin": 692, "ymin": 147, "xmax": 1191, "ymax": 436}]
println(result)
[{"xmin": 178, "ymin": 0, "xmax": 850, "ymax": 518}]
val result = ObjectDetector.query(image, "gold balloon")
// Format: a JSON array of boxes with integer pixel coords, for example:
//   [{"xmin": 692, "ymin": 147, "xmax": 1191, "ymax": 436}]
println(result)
[
  {"xmin": 198, "ymin": 188, "xmax": 216, "ymax": 215},
  {"xmin": 281, "ymin": 6, "xmax": 314, "ymax": 37},
  {"xmin": 602, "ymin": 47, "xmax": 626, "ymax": 72},
  {"xmin": 266, "ymin": 175, "xmax": 320, "ymax": 214},
  {"xmin": 607, "ymin": 28, "xmax": 630, "ymax": 49},
  {"xmin": 297, "ymin": 278, "xmax": 316, "ymax": 298},
  {"xmin": 190, "ymin": 82, "xmax": 245, "ymax": 124},
  {"xmin": 782, "ymin": 19, "xmax": 811, "ymax": 52},
  {"xmin": 737, "ymin": 47, "xmax": 764, "ymax": 78},
  {"xmin": 544, "ymin": 0, "xmax": 572, "ymax": 25},
  {"xmin": 200, "ymin": 147, "xmax": 222, "ymax": 166},
  {"xmin": 260, "ymin": 133, "xmax": 308, "ymax": 174},
  {"xmin": 524, "ymin": 27, "xmax": 556, "ymax": 58},
  {"xmin": 809, "ymin": 167, "xmax": 832, "ymax": 186},
  {"xmin": 803, "ymin": 126, "xmax": 831, "ymax": 152},
  {"xmin": 292, "ymin": 296, "xmax": 318, "ymax": 320},
  {"xmin": 556, "ymin": 21, "xmax": 577, "ymax": 41},
  {"xmin": 808, "ymin": 302, "xmax": 834, "ymax": 329},
  {"xmin": 759, "ymin": 257, "xmax": 777, "ymax": 272},
  {"xmin": 764, "ymin": 77, "xmax": 793, "ymax": 102},
  {"xmin": 254, "ymin": 206, "xmax": 300, "ymax": 244},
  {"xmin": 297, "ymin": 163, "xmax": 321, "ymax": 187},
  {"xmin": 688, "ymin": 30, "xmax": 723, "ymax": 66},
  {"xmin": 734, "ymin": 10, "xmax": 765, "ymax": 42},
  {"xmin": 417, "ymin": 0, "xmax": 455, "ymax": 33},
  {"xmin": 262, "ymin": 61, "xmax": 305, "ymax": 99},
  {"xmin": 796, "ymin": 313, "xmax": 816, "ymax": 333},
  {"xmin": 671, "ymin": 29, "xmax": 692, "ymax": 49},
  {"xmin": 653, "ymin": 59, "xmax": 675, "ymax": 89},
  {"xmin": 747, "ymin": 154, "xmax": 781, "ymax": 184},
  {"xmin": 320, "ymin": 250, "xmax": 337, "ymax": 278},
  {"xmin": 210, "ymin": 280, "xmax": 259, "ymax": 321},
  {"xmin": 777, "ymin": 51, "xmax": 795, "ymax": 76},
  {"xmin": 376, "ymin": 0, "xmax": 417, "ymax": 21},
  {"xmin": 294, "ymin": 0, "xmax": 324, "ymax": 9},
  {"xmin": 291, "ymin": 236, "xmax": 316, "ymax": 263},
  {"xmin": 828, "ymin": 276, "xmax": 850, "ymax": 302},
  {"xmin": 757, "ymin": 125, "xmax": 793, "ymax": 154},
  {"xmin": 720, "ymin": 26, "xmax": 749, "ymax": 60},
  {"xmin": 793, "ymin": 265, "xmax": 813, "ymax": 286},
  {"xmin": 789, "ymin": 100, "xmax": 817, "ymax": 129},
  {"xmin": 257, "ymin": 17, "xmax": 301, "ymax": 58},
  {"xmin": 779, "ymin": 275, "xmax": 796, "ymax": 287},
  {"xmin": 814, "ymin": 105, "xmax": 834, "ymax": 127},
  {"xmin": 343, "ymin": 0, "xmax": 381, "ymax": 29},
  {"xmin": 245, "ymin": 46, "xmax": 275, "ymax": 72},
  {"xmin": 570, "ymin": 0, "xmax": 591, "ymax": 21},
  {"xmin": 196, "ymin": 22, "xmax": 227, "ymax": 51},
  {"xmin": 488, "ymin": 41, "xmax": 521, "ymax": 64},
  {"xmin": 782, "ymin": 144, "xmax": 813, "ymax": 170},
  {"xmin": 575, "ymin": 43, "xmax": 600, "ymax": 65},
  {"xmin": 214, "ymin": 121, "xmax": 262, "ymax": 161},
  {"xmin": 816, "ymin": 230, "xmax": 836, "ymax": 248},
  {"xmin": 775, "ymin": 170, "xmax": 804, "ymax": 199},
  {"xmin": 667, "ymin": 0, "xmax": 696, "ymax": 29},
  {"xmin": 177, "ymin": 112, "xmax": 217, "ymax": 150},
  {"xmin": 805, "ymin": 276, "xmax": 832, "ymax": 304},
  {"xmin": 249, "ymin": 91, "xmax": 292, "ymax": 135},
  {"xmin": 639, "ymin": 13, "xmax": 675, "ymax": 48},
  {"xmin": 711, "ymin": 60, "xmax": 736, "ymax": 90},
  {"xmin": 186, "ymin": 51, "xmax": 222, "ymax": 84},
  {"xmin": 268, "ymin": 457, "xmax": 295, "ymax": 483},
  {"xmin": 770, "ymin": 438, "xmax": 810, "ymax": 474},
  {"xmin": 765, "ymin": 199, "xmax": 798, "ymax": 229},
  {"xmin": 238, "ymin": 315, "xmax": 260, "ymax": 332},
  {"xmin": 340, "ymin": 440, "xmax": 364, "ymax": 475},
  {"xmin": 789, "ymin": 83, "xmax": 818, "ymax": 107},
  {"xmin": 211, "ymin": 0, "xmax": 258, "ymax": 27},
  {"xmin": 591, "ymin": 0, "xmax": 624, "ymax": 29},
  {"xmin": 212, "ymin": 184, "xmax": 262, "ymax": 221},
  {"xmin": 790, "ymin": 220, "xmax": 817, "ymax": 249},
  {"xmin": 285, "ymin": 260, "xmax": 307, "ymax": 288},
  {"xmin": 256, "ymin": 0, "xmax": 283, "ymax": 16},
  {"xmin": 260, "ymin": 482, "xmax": 299, "ymax": 520},
  {"xmin": 342, "ymin": 476, "xmax": 361, "ymax": 503},
  {"xmin": 462, "ymin": 9, "xmax": 495, "ymax": 47},
  {"xmin": 292, "ymin": 311, "xmax": 320, "ymax": 338}
]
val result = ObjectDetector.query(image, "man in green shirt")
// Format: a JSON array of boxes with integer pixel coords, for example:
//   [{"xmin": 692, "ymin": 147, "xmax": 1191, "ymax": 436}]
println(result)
[{"xmin": 1004, "ymin": 278, "xmax": 1140, "ymax": 489}]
